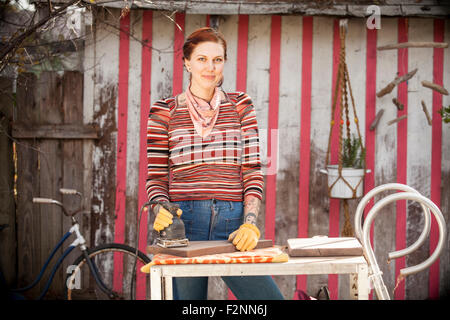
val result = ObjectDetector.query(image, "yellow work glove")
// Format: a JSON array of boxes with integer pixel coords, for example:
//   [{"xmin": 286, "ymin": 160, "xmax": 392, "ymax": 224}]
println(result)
[
  {"xmin": 228, "ymin": 223, "xmax": 260, "ymax": 252},
  {"xmin": 152, "ymin": 204, "xmax": 182, "ymax": 232}
]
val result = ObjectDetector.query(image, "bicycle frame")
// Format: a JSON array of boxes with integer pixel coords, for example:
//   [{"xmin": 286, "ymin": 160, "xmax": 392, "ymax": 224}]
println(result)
[{"xmin": 12, "ymin": 220, "xmax": 117, "ymax": 299}]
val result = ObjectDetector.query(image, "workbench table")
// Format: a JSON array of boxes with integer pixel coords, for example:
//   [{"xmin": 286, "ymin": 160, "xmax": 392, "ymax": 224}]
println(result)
[{"xmin": 149, "ymin": 255, "xmax": 369, "ymax": 300}]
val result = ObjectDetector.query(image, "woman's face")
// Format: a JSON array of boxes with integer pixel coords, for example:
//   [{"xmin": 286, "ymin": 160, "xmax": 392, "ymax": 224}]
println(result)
[{"xmin": 184, "ymin": 41, "xmax": 225, "ymax": 91}]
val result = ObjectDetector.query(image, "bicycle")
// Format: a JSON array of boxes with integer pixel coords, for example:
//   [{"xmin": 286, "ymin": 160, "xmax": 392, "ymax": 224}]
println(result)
[{"xmin": 3, "ymin": 188, "xmax": 151, "ymax": 300}]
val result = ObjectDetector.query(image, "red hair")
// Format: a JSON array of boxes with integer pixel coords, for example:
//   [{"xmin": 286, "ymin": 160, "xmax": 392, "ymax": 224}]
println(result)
[{"xmin": 183, "ymin": 27, "xmax": 227, "ymax": 61}]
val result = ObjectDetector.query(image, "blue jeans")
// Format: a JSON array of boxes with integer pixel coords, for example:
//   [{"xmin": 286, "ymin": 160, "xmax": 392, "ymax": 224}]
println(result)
[{"xmin": 171, "ymin": 199, "xmax": 284, "ymax": 300}]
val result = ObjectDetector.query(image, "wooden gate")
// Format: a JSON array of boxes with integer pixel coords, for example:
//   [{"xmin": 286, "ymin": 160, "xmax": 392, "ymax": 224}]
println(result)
[
  {"xmin": 0, "ymin": 77, "xmax": 17, "ymax": 290},
  {"xmin": 11, "ymin": 71, "xmax": 97, "ymax": 298}
]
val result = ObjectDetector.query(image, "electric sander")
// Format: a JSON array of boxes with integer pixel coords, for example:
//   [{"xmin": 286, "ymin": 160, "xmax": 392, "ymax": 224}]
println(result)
[{"xmin": 149, "ymin": 201, "xmax": 189, "ymax": 248}]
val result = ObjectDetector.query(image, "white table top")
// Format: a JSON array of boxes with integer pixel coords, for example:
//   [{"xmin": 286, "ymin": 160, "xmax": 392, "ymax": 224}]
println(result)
[{"xmin": 150, "ymin": 255, "xmax": 367, "ymax": 277}]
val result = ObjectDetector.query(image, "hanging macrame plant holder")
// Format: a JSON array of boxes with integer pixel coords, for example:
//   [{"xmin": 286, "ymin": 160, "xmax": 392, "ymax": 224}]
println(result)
[
  {"xmin": 321, "ymin": 20, "xmax": 371, "ymax": 236},
  {"xmin": 322, "ymin": 20, "xmax": 369, "ymax": 200}
]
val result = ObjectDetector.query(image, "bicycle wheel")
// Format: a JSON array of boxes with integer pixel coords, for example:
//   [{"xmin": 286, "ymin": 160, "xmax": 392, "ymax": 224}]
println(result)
[{"xmin": 66, "ymin": 243, "xmax": 151, "ymax": 300}]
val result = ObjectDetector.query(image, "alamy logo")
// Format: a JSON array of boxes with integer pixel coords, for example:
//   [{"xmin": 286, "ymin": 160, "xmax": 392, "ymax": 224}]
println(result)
[
  {"xmin": 366, "ymin": 5, "xmax": 381, "ymax": 30},
  {"xmin": 66, "ymin": 265, "xmax": 81, "ymax": 289},
  {"xmin": 166, "ymin": 128, "xmax": 279, "ymax": 175}
]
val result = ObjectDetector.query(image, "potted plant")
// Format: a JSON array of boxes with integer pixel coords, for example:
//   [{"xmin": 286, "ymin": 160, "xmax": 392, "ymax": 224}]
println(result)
[
  {"xmin": 342, "ymin": 134, "xmax": 365, "ymax": 169},
  {"xmin": 321, "ymin": 134, "xmax": 370, "ymax": 199},
  {"xmin": 438, "ymin": 105, "xmax": 450, "ymax": 123}
]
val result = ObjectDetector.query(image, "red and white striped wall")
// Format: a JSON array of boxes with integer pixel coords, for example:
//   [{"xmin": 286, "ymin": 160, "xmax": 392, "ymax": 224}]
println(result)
[{"xmin": 84, "ymin": 11, "xmax": 450, "ymax": 299}]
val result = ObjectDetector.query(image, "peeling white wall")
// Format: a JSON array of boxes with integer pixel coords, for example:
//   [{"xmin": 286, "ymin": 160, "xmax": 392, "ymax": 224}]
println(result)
[{"xmin": 84, "ymin": 11, "xmax": 450, "ymax": 299}]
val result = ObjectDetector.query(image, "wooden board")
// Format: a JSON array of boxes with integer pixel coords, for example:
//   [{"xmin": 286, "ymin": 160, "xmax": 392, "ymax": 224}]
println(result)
[
  {"xmin": 12, "ymin": 123, "xmax": 99, "ymax": 139},
  {"xmin": 287, "ymin": 237, "xmax": 363, "ymax": 257},
  {"xmin": 147, "ymin": 239, "xmax": 273, "ymax": 258}
]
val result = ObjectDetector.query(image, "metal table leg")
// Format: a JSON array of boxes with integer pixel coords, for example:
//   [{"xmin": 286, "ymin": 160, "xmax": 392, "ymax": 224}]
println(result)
[
  {"xmin": 163, "ymin": 276, "xmax": 173, "ymax": 300},
  {"xmin": 349, "ymin": 273, "xmax": 358, "ymax": 300},
  {"xmin": 150, "ymin": 267, "xmax": 162, "ymax": 300},
  {"xmin": 357, "ymin": 264, "xmax": 369, "ymax": 300}
]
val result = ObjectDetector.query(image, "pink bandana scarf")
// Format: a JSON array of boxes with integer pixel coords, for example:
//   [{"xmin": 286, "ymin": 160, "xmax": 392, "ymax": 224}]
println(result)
[{"xmin": 185, "ymin": 85, "xmax": 222, "ymax": 138}]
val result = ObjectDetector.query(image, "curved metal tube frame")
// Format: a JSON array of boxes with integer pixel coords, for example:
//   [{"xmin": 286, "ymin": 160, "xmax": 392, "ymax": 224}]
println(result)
[
  {"xmin": 354, "ymin": 183, "xmax": 431, "ymax": 260},
  {"xmin": 362, "ymin": 192, "xmax": 446, "ymax": 299}
]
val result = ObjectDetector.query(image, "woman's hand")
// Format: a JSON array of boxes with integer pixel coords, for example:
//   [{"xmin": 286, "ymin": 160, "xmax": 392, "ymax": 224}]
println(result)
[
  {"xmin": 152, "ymin": 204, "xmax": 182, "ymax": 232},
  {"xmin": 228, "ymin": 223, "xmax": 261, "ymax": 251},
  {"xmin": 227, "ymin": 195, "xmax": 262, "ymax": 251}
]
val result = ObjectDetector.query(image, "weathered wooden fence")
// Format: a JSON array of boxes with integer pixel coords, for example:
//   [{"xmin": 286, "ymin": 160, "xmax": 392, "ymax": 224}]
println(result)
[
  {"xmin": 7, "ymin": 72, "xmax": 93, "ymax": 298},
  {"xmin": 0, "ymin": 78, "xmax": 17, "ymax": 290},
  {"xmin": 2, "ymin": 8, "xmax": 449, "ymax": 300}
]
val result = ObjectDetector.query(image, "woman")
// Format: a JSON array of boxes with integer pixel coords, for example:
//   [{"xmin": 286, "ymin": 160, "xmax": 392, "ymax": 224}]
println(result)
[{"xmin": 146, "ymin": 27, "xmax": 283, "ymax": 300}]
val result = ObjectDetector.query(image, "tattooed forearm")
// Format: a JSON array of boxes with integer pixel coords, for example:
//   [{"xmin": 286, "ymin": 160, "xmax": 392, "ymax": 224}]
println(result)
[
  {"xmin": 243, "ymin": 195, "xmax": 261, "ymax": 225},
  {"xmin": 244, "ymin": 212, "xmax": 257, "ymax": 225}
]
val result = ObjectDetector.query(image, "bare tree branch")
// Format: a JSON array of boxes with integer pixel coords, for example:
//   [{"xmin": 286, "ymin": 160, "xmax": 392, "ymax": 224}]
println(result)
[{"xmin": 0, "ymin": 0, "xmax": 80, "ymax": 71}]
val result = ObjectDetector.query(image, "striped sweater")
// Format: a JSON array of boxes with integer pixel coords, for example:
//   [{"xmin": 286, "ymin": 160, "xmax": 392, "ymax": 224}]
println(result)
[{"xmin": 146, "ymin": 91, "xmax": 264, "ymax": 203}]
